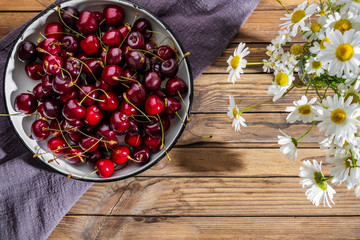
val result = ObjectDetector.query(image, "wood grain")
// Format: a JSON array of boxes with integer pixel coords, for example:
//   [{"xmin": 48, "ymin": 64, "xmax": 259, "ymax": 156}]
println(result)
[{"xmin": 49, "ymin": 215, "xmax": 360, "ymax": 240}]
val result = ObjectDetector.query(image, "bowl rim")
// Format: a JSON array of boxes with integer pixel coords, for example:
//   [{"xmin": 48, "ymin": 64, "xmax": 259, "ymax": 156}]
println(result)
[{"xmin": 2, "ymin": 0, "xmax": 194, "ymax": 182}]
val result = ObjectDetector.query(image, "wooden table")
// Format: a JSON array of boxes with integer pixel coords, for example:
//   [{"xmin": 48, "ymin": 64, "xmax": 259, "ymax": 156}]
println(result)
[{"xmin": 2, "ymin": 0, "xmax": 360, "ymax": 239}]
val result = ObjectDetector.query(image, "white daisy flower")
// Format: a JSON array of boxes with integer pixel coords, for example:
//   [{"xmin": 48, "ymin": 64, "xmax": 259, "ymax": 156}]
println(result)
[
  {"xmin": 327, "ymin": 153, "xmax": 353, "ymax": 185},
  {"xmin": 226, "ymin": 42, "xmax": 250, "ymax": 84},
  {"xmin": 285, "ymin": 96, "xmax": 317, "ymax": 123},
  {"xmin": 303, "ymin": 21, "xmax": 324, "ymax": 41},
  {"xmin": 280, "ymin": 1, "xmax": 317, "ymax": 37},
  {"xmin": 281, "ymin": 52, "xmax": 298, "ymax": 69},
  {"xmin": 325, "ymin": 12, "xmax": 360, "ymax": 34},
  {"xmin": 227, "ymin": 96, "xmax": 247, "ymax": 132},
  {"xmin": 278, "ymin": 129, "xmax": 298, "ymax": 161},
  {"xmin": 267, "ymin": 69, "xmax": 295, "ymax": 102},
  {"xmin": 316, "ymin": 5, "xmax": 330, "ymax": 18},
  {"xmin": 316, "ymin": 94, "xmax": 360, "ymax": 147},
  {"xmin": 309, "ymin": 28, "xmax": 333, "ymax": 54},
  {"xmin": 278, "ymin": 29, "xmax": 292, "ymax": 43},
  {"xmin": 262, "ymin": 59, "xmax": 272, "ymax": 73},
  {"xmin": 305, "ymin": 56, "xmax": 326, "ymax": 76},
  {"xmin": 299, "ymin": 160, "xmax": 336, "ymax": 207},
  {"xmin": 337, "ymin": 0, "xmax": 360, "ymax": 15},
  {"xmin": 317, "ymin": 29, "xmax": 360, "ymax": 78}
]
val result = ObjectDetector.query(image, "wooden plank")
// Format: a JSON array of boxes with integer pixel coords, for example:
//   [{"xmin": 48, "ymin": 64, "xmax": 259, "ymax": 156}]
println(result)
[
  {"xmin": 192, "ymin": 73, "xmax": 320, "ymax": 113},
  {"xmin": 0, "ymin": 0, "xmax": 316, "ymax": 12},
  {"xmin": 177, "ymin": 113, "xmax": 323, "ymax": 146},
  {"xmin": 48, "ymin": 216, "xmax": 360, "ymax": 239},
  {"xmin": 68, "ymin": 177, "xmax": 359, "ymax": 216}
]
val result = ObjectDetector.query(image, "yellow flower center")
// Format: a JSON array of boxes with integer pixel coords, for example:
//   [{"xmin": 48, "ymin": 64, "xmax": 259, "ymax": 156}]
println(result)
[
  {"xmin": 331, "ymin": 108, "xmax": 346, "ymax": 124},
  {"xmin": 298, "ymin": 104, "xmax": 312, "ymax": 115},
  {"xmin": 230, "ymin": 55, "xmax": 240, "ymax": 70},
  {"xmin": 290, "ymin": 44, "xmax": 303, "ymax": 56},
  {"xmin": 354, "ymin": 0, "xmax": 360, "ymax": 2},
  {"xmin": 345, "ymin": 93, "xmax": 360, "ymax": 104},
  {"xmin": 319, "ymin": 9, "xmax": 327, "ymax": 16},
  {"xmin": 291, "ymin": 10, "xmax": 306, "ymax": 23},
  {"xmin": 335, "ymin": 43, "xmax": 354, "ymax": 62},
  {"xmin": 233, "ymin": 108, "xmax": 239, "ymax": 120},
  {"xmin": 312, "ymin": 60, "xmax": 322, "ymax": 69},
  {"xmin": 334, "ymin": 19, "xmax": 352, "ymax": 34},
  {"xmin": 320, "ymin": 38, "xmax": 330, "ymax": 49},
  {"xmin": 310, "ymin": 23, "xmax": 322, "ymax": 33},
  {"xmin": 275, "ymin": 73, "xmax": 289, "ymax": 87}
]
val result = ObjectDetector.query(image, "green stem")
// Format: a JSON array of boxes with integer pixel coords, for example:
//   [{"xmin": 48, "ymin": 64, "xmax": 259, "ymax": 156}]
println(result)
[
  {"xmin": 276, "ymin": 0, "xmax": 290, "ymax": 13},
  {"xmin": 238, "ymin": 99, "xmax": 272, "ymax": 114},
  {"xmin": 297, "ymin": 121, "xmax": 316, "ymax": 142},
  {"xmin": 246, "ymin": 61, "xmax": 270, "ymax": 65},
  {"xmin": 323, "ymin": 176, "xmax": 334, "ymax": 182}
]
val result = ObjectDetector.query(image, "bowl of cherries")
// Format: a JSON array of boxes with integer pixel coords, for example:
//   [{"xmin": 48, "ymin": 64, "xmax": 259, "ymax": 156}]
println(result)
[{"xmin": 3, "ymin": 0, "xmax": 192, "ymax": 181}]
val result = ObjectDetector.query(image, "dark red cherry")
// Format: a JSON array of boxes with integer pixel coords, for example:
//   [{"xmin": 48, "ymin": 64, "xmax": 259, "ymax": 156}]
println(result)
[
  {"xmin": 64, "ymin": 146, "xmax": 85, "ymax": 163},
  {"xmin": 78, "ymin": 85, "xmax": 99, "ymax": 106},
  {"xmin": 101, "ymin": 47, "xmax": 123, "ymax": 66},
  {"xmin": 38, "ymin": 37, "xmax": 62, "ymax": 57},
  {"xmin": 125, "ymin": 134, "xmax": 142, "ymax": 147},
  {"xmin": 43, "ymin": 99, "xmax": 61, "ymax": 120},
  {"xmin": 126, "ymin": 31, "xmax": 145, "ymax": 49},
  {"xmin": 143, "ymin": 71, "xmax": 161, "ymax": 91},
  {"xmin": 84, "ymin": 105, "xmax": 103, "ymax": 126},
  {"xmin": 101, "ymin": 65, "xmax": 122, "ymax": 86},
  {"xmin": 119, "ymin": 100, "xmax": 138, "ymax": 116},
  {"xmin": 49, "ymin": 119, "xmax": 63, "ymax": 137},
  {"xmin": 143, "ymin": 135, "xmax": 162, "ymax": 152},
  {"xmin": 45, "ymin": 22, "xmax": 64, "ymax": 41},
  {"xmin": 43, "ymin": 54, "xmax": 63, "ymax": 75},
  {"xmin": 103, "ymin": 5, "xmax": 125, "ymax": 27},
  {"xmin": 125, "ymin": 50, "xmax": 146, "ymax": 72},
  {"xmin": 131, "ymin": 146, "xmax": 150, "ymax": 165},
  {"xmin": 122, "ymin": 68, "xmax": 139, "ymax": 85},
  {"xmin": 95, "ymin": 159, "xmax": 114, "ymax": 178},
  {"xmin": 76, "ymin": 10, "xmax": 99, "ymax": 35},
  {"xmin": 64, "ymin": 119, "xmax": 83, "ymax": 143},
  {"xmin": 102, "ymin": 29, "xmax": 122, "ymax": 47},
  {"xmin": 59, "ymin": 89, "xmax": 78, "ymax": 104},
  {"xmin": 25, "ymin": 63, "xmax": 44, "ymax": 80},
  {"xmin": 160, "ymin": 58, "xmax": 178, "ymax": 78},
  {"xmin": 47, "ymin": 136, "xmax": 67, "ymax": 155},
  {"xmin": 41, "ymin": 75, "xmax": 55, "ymax": 95},
  {"xmin": 80, "ymin": 34, "xmax": 100, "ymax": 56},
  {"xmin": 37, "ymin": 104, "xmax": 47, "ymax": 119},
  {"xmin": 83, "ymin": 59, "xmax": 103, "ymax": 79},
  {"xmin": 117, "ymin": 23, "xmax": 130, "ymax": 39},
  {"xmin": 31, "ymin": 119, "xmax": 50, "ymax": 141},
  {"xmin": 14, "ymin": 93, "xmax": 38, "ymax": 114},
  {"xmin": 125, "ymin": 83, "xmax": 146, "ymax": 106},
  {"xmin": 98, "ymin": 92, "xmax": 119, "ymax": 111},
  {"xmin": 33, "ymin": 83, "xmax": 48, "ymax": 102},
  {"xmin": 79, "ymin": 135, "xmax": 100, "ymax": 153},
  {"xmin": 52, "ymin": 73, "xmax": 73, "ymax": 95},
  {"xmin": 62, "ymin": 35, "xmax": 79, "ymax": 53},
  {"xmin": 166, "ymin": 77, "xmax": 188, "ymax": 96},
  {"xmin": 18, "ymin": 41, "xmax": 38, "ymax": 62},
  {"xmin": 164, "ymin": 97, "xmax": 181, "ymax": 118},
  {"xmin": 110, "ymin": 110, "xmax": 130, "ymax": 133},
  {"xmin": 133, "ymin": 18, "xmax": 152, "ymax": 39},
  {"xmin": 145, "ymin": 95, "xmax": 165, "ymax": 116},
  {"xmin": 161, "ymin": 115, "xmax": 171, "ymax": 132},
  {"xmin": 93, "ymin": 11, "xmax": 105, "ymax": 25},
  {"xmin": 157, "ymin": 45, "xmax": 175, "ymax": 60},
  {"xmin": 144, "ymin": 40, "xmax": 156, "ymax": 57},
  {"xmin": 127, "ymin": 118, "xmax": 141, "ymax": 136},
  {"xmin": 98, "ymin": 129, "xmax": 117, "ymax": 150},
  {"xmin": 62, "ymin": 99, "xmax": 86, "ymax": 121},
  {"xmin": 87, "ymin": 150, "xmax": 102, "ymax": 165},
  {"xmin": 59, "ymin": 7, "xmax": 80, "ymax": 28},
  {"xmin": 111, "ymin": 145, "xmax": 130, "ymax": 165},
  {"xmin": 64, "ymin": 57, "xmax": 81, "ymax": 79},
  {"xmin": 143, "ymin": 120, "xmax": 161, "ymax": 138},
  {"xmin": 154, "ymin": 89, "xmax": 167, "ymax": 98}
]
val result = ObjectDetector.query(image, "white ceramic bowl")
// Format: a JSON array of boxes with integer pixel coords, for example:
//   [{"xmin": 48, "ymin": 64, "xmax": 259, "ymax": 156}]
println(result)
[{"xmin": 3, "ymin": 0, "xmax": 193, "ymax": 182}]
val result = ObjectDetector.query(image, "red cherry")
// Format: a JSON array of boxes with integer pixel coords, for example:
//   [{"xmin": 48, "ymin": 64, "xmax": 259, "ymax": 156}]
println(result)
[
  {"xmin": 143, "ymin": 135, "xmax": 162, "ymax": 152},
  {"xmin": 98, "ymin": 92, "xmax": 119, "ymax": 111},
  {"xmin": 87, "ymin": 150, "xmax": 102, "ymax": 165},
  {"xmin": 103, "ymin": 5, "xmax": 125, "ymax": 27},
  {"xmin": 144, "ymin": 95, "xmax": 165, "ymax": 116},
  {"xmin": 49, "ymin": 119, "xmax": 63, "ymax": 137},
  {"xmin": 157, "ymin": 45, "xmax": 175, "ymax": 60},
  {"xmin": 131, "ymin": 147, "xmax": 150, "ymax": 165},
  {"xmin": 84, "ymin": 105, "xmax": 103, "ymax": 126},
  {"xmin": 59, "ymin": 89, "xmax": 78, "ymax": 104},
  {"xmin": 37, "ymin": 104, "xmax": 47, "ymax": 119},
  {"xmin": 110, "ymin": 110, "xmax": 130, "ymax": 133},
  {"xmin": 143, "ymin": 71, "xmax": 162, "ymax": 91},
  {"xmin": 43, "ymin": 99, "xmax": 62, "ymax": 120},
  {"xmin": 125, "ymin": 134, "xmax": 142, "ymax": 147},
  {"xmin": 98, "ymin": 130, "xmax": 117, "ymax": 150},
  {"xmin": 25, "ymin": 63, "xmax": 44, "ymax": 80},
  {"xmin": 102, "ymin": 29, "xmax": 122, "ymax": 47},
  {"xmin": 101, "ymin": 47, "xmax": 123, "ymax": 66},
  {"xmin": 119, "ymin": 100, "xmax": 138, "ymax": 116},
  {"xmin": 32, "ymin": 83, "xmax": 48, "ymax": 102},
  {"xmin": 117, "ymin": 23, "xmax": 130, "ymax": 38},
  {"xmin": 78, "ymin": 85, "xmax": 99, "ymax": 106},
  {"xmin": 76, "ymin": 10, "xmax": 99, "ymax": 35},
  {"xmin": 101, "ymin": 65, "xmax": 122, "ymax": 86},
  {"xmin": 95, "ymin": 159, "xmax": 114, "ymax": 178},
  {"xmin": 43, "ymin": 54, "xmax": 63, "ymax": 75},
  {"xmin": 80, "ymin": 34, "xmax": 100, "ymax": 56},
  {"xmin": 125, "ymin": 83, "xmax": 146, "ymax": 106},
  {"xmin": 64, "ymin": 146, "xmax": 85, "ymax": 163},
  {"xmin": 45, "ymin": 22, "xmax": 64, "ymax": 40},
  {"xmin": 62, "ymin": 99, "xmax": 86, "ymax": 121},
  {"xmin": 79, "ymin": 135, "xmax": 100, "ymax": 153},
  {"xmin": 31, "ymin": 119, "xmax": 50, "ymax": 141},
  {"xmin": 164, "ymin": 97, "xmax": 181, "ymax": 118},
  {"xmin": 111, "ymin": 145, "xmax": 130, "ymax": 165},
  {"xmin": 38, "ymin": 37, "xmax": 62, "ymax": 57},
  {"xmin": 166, "ymin": 77, "xmax": 188, "ymax": 96},
  {"xmin": 47, "ymin": 136, "xmax": 67, "ymax": 155},
  {"xmin": 14, "ymin": 93, "xmax": 38, "ymax": 114}
]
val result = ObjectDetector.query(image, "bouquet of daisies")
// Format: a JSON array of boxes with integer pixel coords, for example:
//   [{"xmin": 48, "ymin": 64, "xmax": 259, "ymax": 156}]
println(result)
[{"xmin": 227, "ymin": 0, "xmax": 360, "ymax": 207}]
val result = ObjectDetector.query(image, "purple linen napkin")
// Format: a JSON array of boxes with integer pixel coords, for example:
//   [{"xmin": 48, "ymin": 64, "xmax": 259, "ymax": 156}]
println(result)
[{"xmin": 0, "ymin": 0, "xmax": 260, "ymax": 239}]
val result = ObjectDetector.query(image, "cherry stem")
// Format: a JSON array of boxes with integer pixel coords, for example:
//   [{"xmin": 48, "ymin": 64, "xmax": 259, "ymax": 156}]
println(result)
[
  {"xmin": 67, "ymin": 169, "xmax": 98, "ymax": 180},
  {"xmin": 0, "ymin": 113, "xmax": 36, "ymax": 117},
  {"xmin": 69, "ymin": 57, "xmax": 100, "ymax": 83},
  {"xmin": 177, "ymin": 91, "xmax": 189, "ymax": 122},
  {"xmin": 158, "ymin": 114, "xmax": 171, "ymax": 161},
  {"xmin": 78, "ymin": 88, "xmax": 107, "ymax": 105},
  {"xmin": 149, "ymin": 30, "xmax": 176, "ymax": 50},
  {"xmin": 76, "ymin": 128, "xmax": 116, "ymax": 144},
  {"xmin": 127, "ymin": 155, "xmax": 142, "ymax": 164},
  {"xmin": 175, "ymin": 111, "xmax": 212, "ymax": 139},
  {"xmin": 112, "ymin": 76, "xmax": 141, "ymax": 85},
  {"xmin": 119, "ymin": 23, "xmax": 132, "ymax": 48},
  {"xmin": 122, "ymin": 92, "xmax": 151, "ymax": 122},
  {"xmin": 57, "ymin": 6, "xmax": 85, "ymax": 39},
  {"xmin": 178, "ymin": 52, "xmax": 190, "ymax": 66},
  {"xmin": 128, "ymin": 47, "xmax": 165, "ymax": 62}
]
